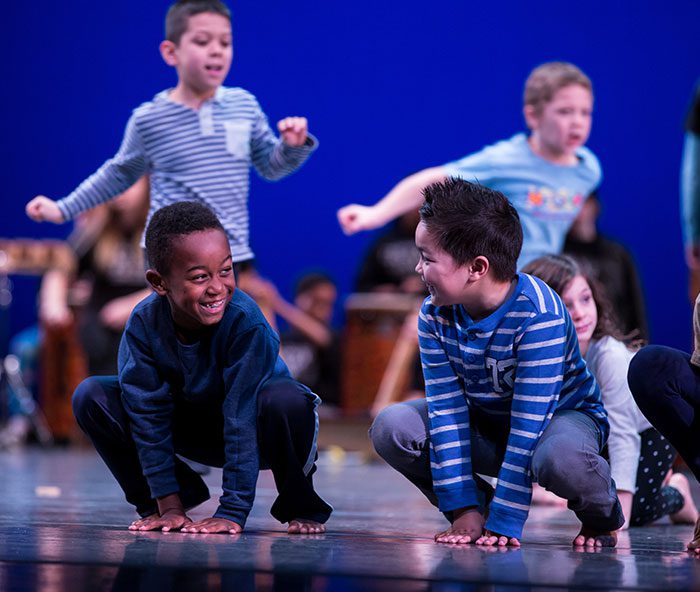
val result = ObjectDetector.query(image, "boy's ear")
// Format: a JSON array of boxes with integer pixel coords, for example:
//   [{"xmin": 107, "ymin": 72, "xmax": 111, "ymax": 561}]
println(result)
[
  {"xmin": 160, "ymin": 40, "xmax": 178, "ymax": 66},
  {"xmin": 146, "ymin": 269, "xmax": 169, "ymax": 296},
  {"xmin": 469, "ymin": 256, "xmax": 490, "ymax": 280},
  {"xmin": 523, "ymin": 104, "xmax": 539, "ymax": 131}
]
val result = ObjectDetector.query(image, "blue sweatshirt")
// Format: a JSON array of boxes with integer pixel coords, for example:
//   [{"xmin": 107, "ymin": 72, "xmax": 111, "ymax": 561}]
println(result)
[{"xmin": 118, "ymin": 289, "xmax": 297, "ymax": 527}]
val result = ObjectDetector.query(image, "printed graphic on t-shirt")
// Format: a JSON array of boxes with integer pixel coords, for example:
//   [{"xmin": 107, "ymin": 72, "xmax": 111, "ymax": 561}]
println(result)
[{"xmin": 525, "ymin": 186, "xmax": 585, "ymax": 219}]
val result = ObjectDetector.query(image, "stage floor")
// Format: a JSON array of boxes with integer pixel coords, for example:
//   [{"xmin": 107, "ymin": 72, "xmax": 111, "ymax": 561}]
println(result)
[{"xmin": 1, "ymin": 447, "xmax": 700, "ymax": 591}]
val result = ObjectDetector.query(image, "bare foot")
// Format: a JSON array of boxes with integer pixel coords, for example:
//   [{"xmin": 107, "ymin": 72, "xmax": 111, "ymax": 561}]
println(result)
[
  {"xmin": 288, "ymin": 519, "xmax": 325, "ymax": 534},
  {"xmin": 531, "ymin": 483, "xmax": 567, "ymax": 507},
  {"xmin": 669, "ymin": 473, "xmax": 699, "ymax": 525},
  {"xmin": 573, "ymin": 527, "xmax": 617, "ymax": 548},
  {"xmin": 688, "ymin": 517, "xmax": 700, "ymax": 554},
  {"xmin": 435, "ymin": 508, "xmax": 484, "ymax": 544}
]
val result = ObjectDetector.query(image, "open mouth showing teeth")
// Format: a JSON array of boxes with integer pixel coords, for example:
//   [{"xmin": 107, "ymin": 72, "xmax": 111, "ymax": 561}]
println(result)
[
  {"xmin": 201, "ymin": 299, "xmax": 224, "ymax": 310},
  {"xmin": 205, "ymin": 65, "xmax": 222, "ymax": 72}
]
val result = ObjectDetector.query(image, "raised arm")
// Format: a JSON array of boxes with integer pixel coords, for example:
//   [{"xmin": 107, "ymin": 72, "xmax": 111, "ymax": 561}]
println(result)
[
  {"xmin": 27, "ymin": 114, "xmax": 149, "ymax": 224},
  {"xmin": 248, "ymin": 95, "xmax": 317, "ymax": 182},
  {"xmin": 337, "ymin": 167, "xmax": 448, "ymax": 235}
]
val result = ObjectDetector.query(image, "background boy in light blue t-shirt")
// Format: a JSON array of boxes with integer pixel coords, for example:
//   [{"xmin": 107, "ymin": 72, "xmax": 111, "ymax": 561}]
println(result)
[{"xmin": 338, "ymin": 61, "xmax": 600, "ymax": 270}]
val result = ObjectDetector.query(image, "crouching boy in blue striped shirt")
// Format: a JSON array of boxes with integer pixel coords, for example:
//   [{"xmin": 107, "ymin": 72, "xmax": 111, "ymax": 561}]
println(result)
[{"xmin": 370, "ymin": 178, "xmax": 623, "ymax": 547}]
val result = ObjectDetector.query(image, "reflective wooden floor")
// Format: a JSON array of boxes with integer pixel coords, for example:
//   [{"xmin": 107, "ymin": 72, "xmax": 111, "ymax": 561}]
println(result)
[{"xmin": 2, "ymin": 447, "xmax": 700, "ymax": 591}]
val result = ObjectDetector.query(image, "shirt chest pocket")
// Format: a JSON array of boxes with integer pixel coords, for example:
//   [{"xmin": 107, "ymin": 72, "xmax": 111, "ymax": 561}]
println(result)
[{"xmin": 224, "ymin": 120, "xmax": 252, "ymax": 160}]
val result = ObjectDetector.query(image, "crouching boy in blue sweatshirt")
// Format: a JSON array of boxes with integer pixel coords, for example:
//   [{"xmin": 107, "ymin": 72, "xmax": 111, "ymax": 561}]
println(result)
[{"xmin": 73, "ymin": 201, "xmax": 332, "ymax": 534}]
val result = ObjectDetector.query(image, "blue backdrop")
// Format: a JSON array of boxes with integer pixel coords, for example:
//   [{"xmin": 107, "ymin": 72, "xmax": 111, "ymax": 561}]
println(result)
[{"xmin": 2, "ymin": 0, "xmax": 699, "ymax": 351}]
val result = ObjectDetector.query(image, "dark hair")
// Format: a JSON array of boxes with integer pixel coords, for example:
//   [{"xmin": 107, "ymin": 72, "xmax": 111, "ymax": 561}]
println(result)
[
  {"xmin": 165, "ymin": 0, "xmax": 232, "ymax": 44},
  {"xmin": 521, "ymin": 254, "xmax": 628, "ymax": 343},
  {"xmin": 145, "ymin": 201, "xmax": 225, "ymax": 274},
  {"xmin": 418, "ymin": 178, "xmax": 523, "ymax": 282},
  {"xmin": 295, "ymin": 272, "xmax": 336, "ymax": 297}
]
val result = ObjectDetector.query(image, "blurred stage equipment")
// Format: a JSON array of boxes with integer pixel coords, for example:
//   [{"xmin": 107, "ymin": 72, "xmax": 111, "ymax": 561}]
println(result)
[{"xmin": 0, "ymin": 239, "xmax": 83, "ymax": 443}]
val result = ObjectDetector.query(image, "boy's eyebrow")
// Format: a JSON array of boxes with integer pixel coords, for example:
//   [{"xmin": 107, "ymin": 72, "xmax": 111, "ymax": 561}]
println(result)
[
  {"xmin": 185, "ymin": 255, "xmax": 232, "ymax": 273},
  {"xmin": 191, "ymin": 28, "xmax": 232, "ymax": 36}
]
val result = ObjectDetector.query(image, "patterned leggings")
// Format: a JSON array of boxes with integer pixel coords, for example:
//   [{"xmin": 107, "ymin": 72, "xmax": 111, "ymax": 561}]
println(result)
[{"xmin": 630, "ymin": 428, "xmax": 684, "ymax": 527}]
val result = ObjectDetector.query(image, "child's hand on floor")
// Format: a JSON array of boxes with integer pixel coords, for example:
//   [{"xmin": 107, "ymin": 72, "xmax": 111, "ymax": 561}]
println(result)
[
  {"xmin": 181, "ymin": 517, "xmax": 242, "ymax": 535},
  {"xmin": 129, "ymin": 509, "xmax": 191, "ymax": 532},
  {"xmin": 434, "ymin": 507, "xmax": 484, "ymax": 544}
]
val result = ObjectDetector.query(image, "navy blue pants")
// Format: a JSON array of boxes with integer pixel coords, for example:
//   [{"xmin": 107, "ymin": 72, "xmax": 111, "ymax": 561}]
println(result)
[
  {"xmin": 72, "ymin": 375, "xmax": 332, "ymax": 524},
  {"xmin": 628, "ymin": 345, "xmax": 700, "ymax": 483}
]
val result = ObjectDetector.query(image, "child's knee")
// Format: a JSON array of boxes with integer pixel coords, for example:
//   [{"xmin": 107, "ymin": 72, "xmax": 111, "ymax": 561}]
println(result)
[
  {"xmin": 628, "ymin": 345, "xmax": 682, "ymax": 408},
  {"xmin": 71, "ymin": 376, "xmax": 119, "ymax": 426},
  {"xmin": 259, "ymin": 379, "xmax": 314, "ymax": 422},
  {"xmin": 369, "ymin": 403, "xmax": 423, "ymax": 461},
  {"xmin": 532, "ymin": 434, "xmax": 588, "ymax": 485},
  {"xmin": 71, "ymin": 376, "xmax": 104, "ymax": 422}
]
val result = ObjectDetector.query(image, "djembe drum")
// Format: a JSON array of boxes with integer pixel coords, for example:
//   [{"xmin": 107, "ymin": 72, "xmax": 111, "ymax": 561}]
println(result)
[{"xmin": 341, "ymin": 292, "xmax": 421, "ymax": 415}]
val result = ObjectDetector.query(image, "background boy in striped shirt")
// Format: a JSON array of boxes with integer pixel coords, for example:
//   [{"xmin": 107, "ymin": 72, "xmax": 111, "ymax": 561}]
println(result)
[
  {"xmin": 370, "ymin": 178, "xmax": 623, "ymax": 547},
  {"xmin": 25, "ymin": 0, "xmax": 314, "ymax": 272}
]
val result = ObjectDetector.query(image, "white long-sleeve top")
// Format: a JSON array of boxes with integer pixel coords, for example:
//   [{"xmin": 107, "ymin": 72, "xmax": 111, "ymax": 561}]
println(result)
[{"xmin": 585, "ymin": 336, "xmax": 651, "ymax": 492}]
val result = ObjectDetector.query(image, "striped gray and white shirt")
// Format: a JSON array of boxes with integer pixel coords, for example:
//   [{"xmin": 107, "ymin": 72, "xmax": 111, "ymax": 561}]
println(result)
[{"xmin": 57, "ymin": 86, "xmax": 317, "ymax": 262}]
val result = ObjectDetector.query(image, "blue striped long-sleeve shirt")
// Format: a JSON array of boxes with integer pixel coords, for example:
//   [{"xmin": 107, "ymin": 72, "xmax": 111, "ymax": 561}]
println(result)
[
  {"xmin": 56, "ymin": 86, "xmax": 317, "ymax": 263},
  {"xmin": 418, "ymin": 273, "xmax": 607, "ymax": 539}
]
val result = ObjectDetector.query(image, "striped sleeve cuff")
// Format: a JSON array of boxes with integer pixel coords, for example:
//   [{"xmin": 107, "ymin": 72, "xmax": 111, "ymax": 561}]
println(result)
[
  {"xmin": 485, "ymin": 506, "xmax": 528, "ymax": 540},
  {"xmin": 56, "ymin": 198, "xmax": 76, "ymax": 222},
  {"xmin": 435, "ymin": 481, "xmax": 480, "ymax": 513}
]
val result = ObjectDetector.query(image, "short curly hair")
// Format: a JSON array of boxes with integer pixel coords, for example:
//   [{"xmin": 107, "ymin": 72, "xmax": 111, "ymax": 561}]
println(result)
[{"xmin": 145, "ymin": 201, "xmax": 225, "ymax": 274}]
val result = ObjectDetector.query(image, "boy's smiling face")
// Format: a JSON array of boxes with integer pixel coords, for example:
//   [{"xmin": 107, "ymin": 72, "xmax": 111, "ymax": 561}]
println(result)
[
  {"xmin": 165, "ymin": 12, "xmax": 233, "ymax": 96},
  {"xmin": 150, "ymin": 228, "xmax": 235, "ymax": 340},
  {"xmin": 415, "ymin": 221, "xmax": 469, "ymax": 307}
]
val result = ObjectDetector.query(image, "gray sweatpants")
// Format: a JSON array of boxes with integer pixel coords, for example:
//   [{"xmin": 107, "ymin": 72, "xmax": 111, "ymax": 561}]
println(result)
[{"xmin": 370, "ymin": 399, "xmax": 623, "ymax": 532}]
